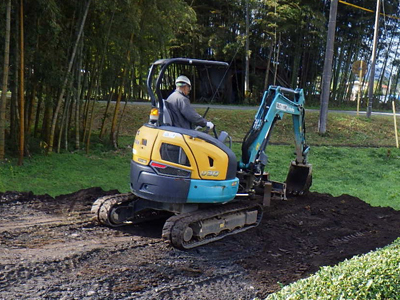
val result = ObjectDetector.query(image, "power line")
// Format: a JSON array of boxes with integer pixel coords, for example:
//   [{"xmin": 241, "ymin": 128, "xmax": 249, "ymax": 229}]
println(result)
[{"xmin": 339, "ymin": 0, "xmax": 400, "ymax": 20}]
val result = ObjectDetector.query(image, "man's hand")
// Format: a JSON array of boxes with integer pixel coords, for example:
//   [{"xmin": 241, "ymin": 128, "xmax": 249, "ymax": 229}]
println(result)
[{"xmin": 206, "ymin": 121, "xmax": 214, "ymax": 129}]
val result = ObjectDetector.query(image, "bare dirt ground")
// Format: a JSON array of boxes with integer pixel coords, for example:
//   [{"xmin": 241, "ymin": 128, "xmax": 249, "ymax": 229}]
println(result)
[{"xmin": 1, "ymin": 188, "xmax": 400, "ymax": 300}]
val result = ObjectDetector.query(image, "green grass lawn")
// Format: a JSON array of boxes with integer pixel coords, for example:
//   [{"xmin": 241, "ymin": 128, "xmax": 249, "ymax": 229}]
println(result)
[
  {"xmin": 271, "ymin": 145, "xmax": 400, "ymax": 210},
  {"xmin": 2, "ymin": 106, "xmax": 400, "ymax": 207},
  {"xmin": 0, "ymin": 150, "xmax": 130, "ymax": 196},
  {"xmin": 2, "ymin": 141, "xmax": 400, "ymax": 211}
]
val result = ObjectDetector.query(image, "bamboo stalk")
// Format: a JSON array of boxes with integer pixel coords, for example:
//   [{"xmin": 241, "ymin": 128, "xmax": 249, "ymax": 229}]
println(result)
[
  {"xmin": 18, "ymin": 0, "xmax": 25, "ymax": 165},
  {"xmin": 48, "ymin": 0, "xmax": 91, "ymax": 153},
  {"xmin": 0, "ymin": 0, "xmax": 11, "ymax": 160}
]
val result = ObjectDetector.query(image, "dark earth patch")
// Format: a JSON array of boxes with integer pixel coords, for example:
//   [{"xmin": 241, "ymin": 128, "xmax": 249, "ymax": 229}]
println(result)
[{"xmin": 1, "ymin": 188, "xmax": 399, "ymax": 299}]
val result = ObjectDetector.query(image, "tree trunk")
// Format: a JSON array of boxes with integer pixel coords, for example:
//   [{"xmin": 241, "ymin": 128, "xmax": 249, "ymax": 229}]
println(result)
[
  {"xmin": 244, "ymin": 0, "xmax": 250, "ymax": 96},
  {"xmin": 0, "ymin": 0, "xmax": 11, "ymax": 160},
  {"xmin": 27, "ymin": 79, "xmax": 37, "ymax": 132},
  {"xmin": 82, "ymin": 66, "xmax": 96, "ymax": 144},
  {"xmin": 48, "ymin": 0, "xmax": 91, "ymax": 153},
  {"xmin": 27, "ymin": 30, "xmax": 40, "ymax": 133},
  {"xmin": 42, "ymin": 92, "xmax": 53, "ymax": 144},
  {"xmin": 385, "ymin": 41, "xmax": 400, "ymax": 102},
  {"xmin": 74, "ymin": 39, "xmax": 84, "ymax": 150},
  {"xmin": 110, "ymin": 33, "xmax": 133, "ymax": 148},
  {"xmin": 85, "ymin": 76, "xmax": 100, "ymax": 153},
  {"xmin": 18, "ymin": 0, "xmax": 25, "ymax": 166},
  {"xmin": 377, "ymin": 27, "xmax": 396, "ymax": 99},
  {"xmin": 85, "ymin": 10, "xmax": 114, "ymax": 152},
  {"xmin": 300, "ymin": 50, "xmax": 311, "ymax": 92},
  {"xmin": 110, "ymin": 75, "xmax": 126, "ymax": 149},
  {"xmin": 99, "ymin": 86, "xmax": 115, "ymax": 139},
  {"xmin": 82, "ymin": 55, "xmax": 93, "ymax": 137},
  {"xmin": 263, "ymin": 46, "xmax": 273, "ymax": 91},
  {"xmin": 336, "ymin": 43, "xmax": 355, "ymax": 103},
  {"xmin": 319, "ymin": 0, "xmax": 338, "ymax": 134},
  {"xmin": 116, "ymin": 93, "xmax": 129, "ymax": 139},
  {"xmin": 290, "ymin": 33, "xmax": 301, "ymax": 88},
  {"xmin": 366, "ymin": 0, "xmax": 380, "ymax": 118},
  {"xmin": 273, "ymin": 34, "xmax": 281, "ymax": 86},
  {"xmin": 57, "ymin": 75, "xmax": 74, "ymax": 153},
  {"xmin": 33, "ymin": 86, "xmax": 42, "ymax": 138},
  {"xmin": 10, "ymin": 13, "xmax": 19, "ymax": 149},
  {"xmin": 331, "ymin": 42, "xmax": 344, "ymax": 102}
]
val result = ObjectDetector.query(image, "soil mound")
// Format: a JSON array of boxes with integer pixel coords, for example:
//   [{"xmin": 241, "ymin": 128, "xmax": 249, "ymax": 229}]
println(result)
[{"xmin": 1, "ymin": 189, "xmax": 399, "ymax": 299}]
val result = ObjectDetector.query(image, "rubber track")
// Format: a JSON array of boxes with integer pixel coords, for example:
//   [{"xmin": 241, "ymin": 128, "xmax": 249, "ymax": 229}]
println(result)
[
  {"xmin": 91, "ymin": 193, "xmax": 136, "ymax": 227},
  {"xmin": 162, "ymin": 201, "xmax": 263, "ymax": 250}
]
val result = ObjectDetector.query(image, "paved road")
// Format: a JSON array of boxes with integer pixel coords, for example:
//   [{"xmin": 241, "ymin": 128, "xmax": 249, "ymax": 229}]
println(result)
[{"xmin": 131, "ymin": 101, "xmax": 400, "ymax": 117}]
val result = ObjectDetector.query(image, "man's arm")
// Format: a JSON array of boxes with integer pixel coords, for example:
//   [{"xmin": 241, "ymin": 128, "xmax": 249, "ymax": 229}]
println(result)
[{"xmin": 179, "ymin": 98, "xmax": 207, "ymax": 127}]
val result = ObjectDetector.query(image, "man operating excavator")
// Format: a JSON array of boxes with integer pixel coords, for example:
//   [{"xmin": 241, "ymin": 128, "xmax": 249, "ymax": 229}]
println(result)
[
  {"xmin": 92, "ymin": 58, "xmax": 312, "ymax": 250},
  {"xmin": 165, "ymin": 75, "xmax": 214, "ymax": 130}
]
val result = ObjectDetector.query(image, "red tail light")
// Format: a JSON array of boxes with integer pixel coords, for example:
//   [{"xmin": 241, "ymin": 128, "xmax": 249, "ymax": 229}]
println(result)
[{"xmin": 150, "ymin": 161, "xmax": 167, "ymax": 169}]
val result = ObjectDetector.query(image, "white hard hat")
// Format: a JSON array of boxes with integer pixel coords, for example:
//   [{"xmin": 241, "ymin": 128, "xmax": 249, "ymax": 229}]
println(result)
[{"xmin": 175, "ymin": 75, "xmax": 191, "ymax": 87}]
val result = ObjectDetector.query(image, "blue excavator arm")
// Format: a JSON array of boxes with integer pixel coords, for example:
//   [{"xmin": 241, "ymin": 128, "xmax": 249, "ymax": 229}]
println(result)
[{"xmin": 238, "ymin": 86, "xmax": 311, "ymax": 196}]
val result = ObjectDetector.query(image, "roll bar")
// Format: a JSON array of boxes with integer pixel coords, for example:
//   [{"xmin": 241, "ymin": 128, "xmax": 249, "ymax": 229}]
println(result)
[{"xmin": 146, "ymin": 58, "xmax": 229, "ymax": 125}]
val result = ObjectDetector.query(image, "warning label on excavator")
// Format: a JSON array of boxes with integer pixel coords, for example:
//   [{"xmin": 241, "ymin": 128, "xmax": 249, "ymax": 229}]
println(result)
[
  {"xmin": 163, "ymin": 131, "xmax": 181, "ymax": 138},
  {"xmin": 276, "ymin": 102, "xmax": 295, "ymax": 113}
]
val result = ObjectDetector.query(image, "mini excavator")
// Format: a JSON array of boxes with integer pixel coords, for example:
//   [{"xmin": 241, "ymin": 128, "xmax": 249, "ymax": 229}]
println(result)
[{"xmin": 91, "ymin": 58, "xmax": 312, "ymax": 250}]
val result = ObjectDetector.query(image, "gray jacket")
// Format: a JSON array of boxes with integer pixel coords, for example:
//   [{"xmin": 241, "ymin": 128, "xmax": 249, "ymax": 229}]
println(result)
[{"xmin": 165, "ymin": 90, "xmax": 207, "ymax": 129}]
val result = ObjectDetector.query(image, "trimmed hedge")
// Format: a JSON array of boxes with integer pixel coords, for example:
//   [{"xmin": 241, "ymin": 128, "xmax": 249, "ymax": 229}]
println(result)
[{"xmin": 266, "ymin": 238, "xmax": 400, "ymax": 300}]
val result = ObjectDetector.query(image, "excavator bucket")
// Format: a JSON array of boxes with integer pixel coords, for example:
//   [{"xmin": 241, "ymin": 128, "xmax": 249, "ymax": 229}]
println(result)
[{"xmin": 285, "ymin": 161, "xmax": 312, "ymax": 195}]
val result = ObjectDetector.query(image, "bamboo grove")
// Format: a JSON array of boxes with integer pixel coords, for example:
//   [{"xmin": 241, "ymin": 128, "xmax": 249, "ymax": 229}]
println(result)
[{"xmin": 0, "ymin": 0, "xmax": 399, "ymax": 163}]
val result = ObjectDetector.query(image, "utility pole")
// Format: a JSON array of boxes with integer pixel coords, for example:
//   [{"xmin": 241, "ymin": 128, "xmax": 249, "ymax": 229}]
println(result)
[
  {"xmin": 318, "ymin": 0, "xmax": 338, "ymax": 134},
  {"xmin": 367, "ymin": 0, "xmax": 381, "ymax": 118}
]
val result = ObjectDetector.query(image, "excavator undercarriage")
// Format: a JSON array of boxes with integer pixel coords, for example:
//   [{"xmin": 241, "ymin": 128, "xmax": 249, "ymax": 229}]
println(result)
[{"xmin": 92, "ymin": 193, "xmax": 263, "ymax": 250}]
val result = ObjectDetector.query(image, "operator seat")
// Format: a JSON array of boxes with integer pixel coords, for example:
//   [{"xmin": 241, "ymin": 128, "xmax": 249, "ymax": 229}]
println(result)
[{"xmin": 162, "ymin": 99, "xmax": 173, "ymax": 126}]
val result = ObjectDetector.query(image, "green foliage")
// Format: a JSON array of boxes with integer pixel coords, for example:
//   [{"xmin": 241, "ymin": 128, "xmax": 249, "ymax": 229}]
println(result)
[
  {"xmin": 266, "ymin": 238, "xmax": 400, "ymax": 300},
  {"xmin": 3, "ymin": 0, "xmax": 400, "ymax": 158}
]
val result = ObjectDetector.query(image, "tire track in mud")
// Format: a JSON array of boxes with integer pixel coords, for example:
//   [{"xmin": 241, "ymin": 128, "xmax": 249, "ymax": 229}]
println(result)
[
  {"xmin": 0, "ymin": 189, "xmax": 169, "ymax": 299},
  {"xmin": 0, "ymin": 232, "xmax": 166, "ymax": 298},
  {"xmin": 136, "ymin": 271, "xmax": 257, "ymax": 300}
]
